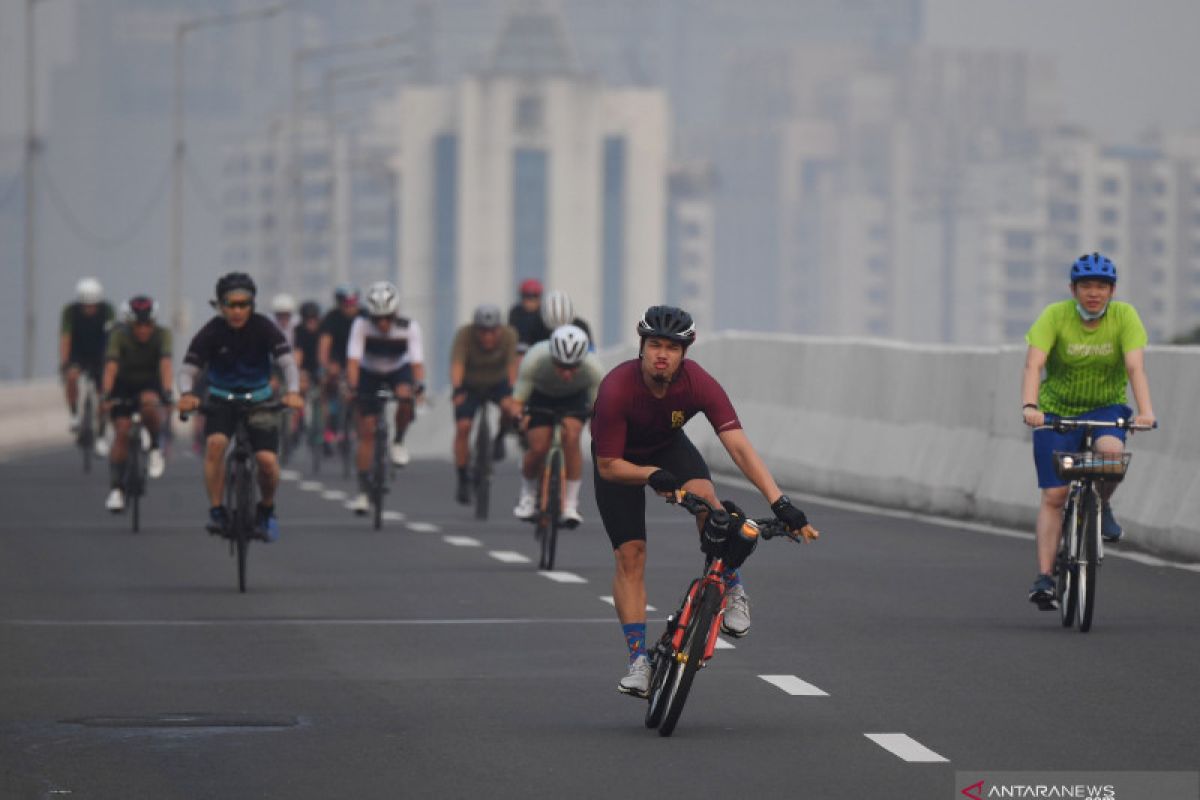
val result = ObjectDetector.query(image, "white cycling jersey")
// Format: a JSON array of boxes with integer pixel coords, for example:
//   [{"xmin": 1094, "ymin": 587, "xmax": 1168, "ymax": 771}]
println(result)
[
  {"xmin": 347, "ymin": 316, "xmax": 424, "ymax": 374},
  {"xmin": 513, "ymin": 339, "xmax": 603, "ymax": 404}
]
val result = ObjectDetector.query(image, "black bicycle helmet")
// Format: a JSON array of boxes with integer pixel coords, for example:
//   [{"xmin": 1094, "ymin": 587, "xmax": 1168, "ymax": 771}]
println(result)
[
  {"xmin": 128, "ymin": 295, "xmax": 158, "ymax": 324},
  {"xmin": 299, "ymin": 300, "xmax": 321, "ymax": 320},
  {"xmin": 215, "ymin": 272, "xmax": 257, "ymax": 301},
  {"xmin": 636, "ymin": 305, "xmax": 696, "ymax": 345}
]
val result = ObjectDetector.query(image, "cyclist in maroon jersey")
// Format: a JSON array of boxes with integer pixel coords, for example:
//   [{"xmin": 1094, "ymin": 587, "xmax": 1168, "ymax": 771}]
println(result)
[{"xmin": 591, "ymin": 305, "xmax": 819, "ymax": 698}]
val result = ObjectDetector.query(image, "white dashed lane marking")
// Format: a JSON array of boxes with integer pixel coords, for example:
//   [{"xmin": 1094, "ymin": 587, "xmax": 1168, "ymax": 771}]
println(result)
[
  {"xmin": 298, "ymin": 481, "xmax": 323, "ymax": 492},
  {"xmin": 864, "ymin": 733, "xmax": 949, "ymax": 763},
  {"xmin": 381, "ymin": 510, "xmax": 405, "ymax": 521},
  {"xmin": 280, "ymin": 469, "xmax": 301, "ymax": 481},
  {"xmin": 321, "ymin": 490, "xmax": 347, "ymax": 501},
  {"xmin": 539, "ymin": 571, "xmax": 586, "ymax": 584},
  {"xmin": 489, "ymin": 551, "xmax": 532, "ymax": 565},
  {"xmin": 714, "ymin": 637, "xmax": 735, "ymax": 650},
  {"xmin": 443, "ymin": 536, "xmax": 481, "ymax": 547},
  {"xmin": 759, "ymin": 674, "xmax": 828, "ymax": 696},
  {"xmin": 407, "ymin": 522, "xmax": 440, "ymax": 533},
  {"xmin": 599, "ymin": 595, "xmax": 656, "ymax": 612}
]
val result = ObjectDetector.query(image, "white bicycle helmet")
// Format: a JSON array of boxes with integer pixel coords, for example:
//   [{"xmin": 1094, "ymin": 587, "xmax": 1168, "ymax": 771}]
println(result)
[
  {"xmin": 271, "ymin": 293, "xmax": 296, "ymax": 314},
  {"xmin": 76, "ymin": 277, "xmax": 104, "ymax": 305},
  {"xmin": 364, "ymin": 281, "xmax": 400, "ymax": 317},
  {"xmin": 541, "ymin": 289, "xmax": 575, "ymax": 329},
  {"xmin": 549, "ymin": 324, "xmax": 589, "ymax": 366}
]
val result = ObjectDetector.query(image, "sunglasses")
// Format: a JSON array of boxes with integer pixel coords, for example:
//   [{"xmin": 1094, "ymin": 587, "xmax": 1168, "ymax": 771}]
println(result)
[
  {"xmin": 222, "ymin": 300, "xmax": 252, "ymax": 310},
  {"xmin": 552, "ymin": 361, "xmax": 579, "ymax": 371},
  {"xmin": 522, "ymin": 293, "xmax": 541, "ymax": 300}
]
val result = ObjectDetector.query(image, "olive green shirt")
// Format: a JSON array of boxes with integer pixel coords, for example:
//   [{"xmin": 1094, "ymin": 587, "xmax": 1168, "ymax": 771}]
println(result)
[
  {"xmin": 450, "ymin": 324, "xmax": 518, "ymax": 390},
  {"xmin": 105, "ymin": 324, "xmax": 172, "ymax": 388}
]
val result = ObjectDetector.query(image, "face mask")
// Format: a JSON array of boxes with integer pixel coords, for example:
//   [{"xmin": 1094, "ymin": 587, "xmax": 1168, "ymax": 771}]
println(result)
[{"xmin": 1075, "ymin": 301, "xmax": 1109, "ymax": 322}]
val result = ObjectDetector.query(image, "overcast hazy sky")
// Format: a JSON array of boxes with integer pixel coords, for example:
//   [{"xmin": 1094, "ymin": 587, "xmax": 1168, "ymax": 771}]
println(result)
[{"xmin": 924, "ymin": 0, "xmax": 1200, "ymax": 143}]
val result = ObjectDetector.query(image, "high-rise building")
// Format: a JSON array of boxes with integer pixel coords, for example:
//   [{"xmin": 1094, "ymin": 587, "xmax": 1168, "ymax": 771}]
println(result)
[
  {"xmin": 392, "ymin": 0, "xmax": 669, "ymax": 382},
  {"xmin": 667, "ymin": 161, "xmax": 716, "ymax": 333}
]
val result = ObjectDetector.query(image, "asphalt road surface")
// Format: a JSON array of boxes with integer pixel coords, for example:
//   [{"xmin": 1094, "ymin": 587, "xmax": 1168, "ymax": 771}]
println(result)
[{"xmin": 2, "ymin": 439, "xmax": 1198, "ymax": 799}]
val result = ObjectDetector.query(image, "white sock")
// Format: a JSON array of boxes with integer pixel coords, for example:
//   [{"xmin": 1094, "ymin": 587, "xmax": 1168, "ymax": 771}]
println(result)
[
  {"xmin": 565, "ymin": 479, "xmax": 582, "ymax": 508},
  {"xmin": 521, "ymin": 475, "xmax": 538, "ymax": 499}
]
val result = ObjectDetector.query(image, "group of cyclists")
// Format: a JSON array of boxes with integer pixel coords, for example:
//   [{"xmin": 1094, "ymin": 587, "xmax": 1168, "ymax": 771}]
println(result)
[{"xmin": 59, "ymin": 248, "xmax": 1154, "ymax": 698}]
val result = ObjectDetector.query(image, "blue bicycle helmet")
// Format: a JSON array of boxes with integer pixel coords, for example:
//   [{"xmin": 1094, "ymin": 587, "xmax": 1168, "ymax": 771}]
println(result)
[{"xmin": 1070, "ymin": 253, "xmax": 1117, "ymax": 284}]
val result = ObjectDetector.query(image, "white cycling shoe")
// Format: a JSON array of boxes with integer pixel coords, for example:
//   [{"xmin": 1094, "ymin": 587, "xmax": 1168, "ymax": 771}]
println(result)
[
  {"xmin": 513, "ymin": 493, "xmax": 537, "ymax": 520},
  {"xmin": 147, "ymin": 448, "xmax": 165, "ymax": 479},
  {"xmin": 349, "ymin": 492, "xmax": 370, "ymax": 516},
  {"xmin": 390, "ymin": 443, "xmax": 410, "ymax": 467},
  {"xmin": 720, "ymin": 584, "xmax": 752, "ymax": 638},
  {"xmin": 618, "ymin": 655, "xmax": 651, "ymax": 698},
  {"xmin": 105, "ymin": 488, "xmax": 125, "ymax": 512},
  {"xmin": 559, "ymin": 505, "xmax": 583, "ymax": 528}
]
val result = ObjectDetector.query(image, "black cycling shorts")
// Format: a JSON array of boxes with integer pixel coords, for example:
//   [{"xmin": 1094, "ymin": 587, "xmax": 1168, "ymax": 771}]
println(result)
[
  {"xmin": 525, "ymin": 389, "xmax": 590, "ymax": 430},
  {"xmin": 204, "ymin": 400, "xmax": 279, "ymax": 454},
  {"xmin": 454, "ymin": 382, "xmax": 511, "ymax": 422},
  {"xmin": 357, "ymin": 364, "xmax": 415, "ymax": 415},
  {"xmin": 593, "ymin": 432, "xmax": 712, "ymax": 550},
  {"xmin": 109, "ymin": 381, "xmax": 162, "ymax": 420}
]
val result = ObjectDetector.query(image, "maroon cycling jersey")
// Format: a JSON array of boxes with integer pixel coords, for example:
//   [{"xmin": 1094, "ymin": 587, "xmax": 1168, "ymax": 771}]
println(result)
[{"xmin": 591, "ymin": 359, "xmax": 742, "ymax": 461}]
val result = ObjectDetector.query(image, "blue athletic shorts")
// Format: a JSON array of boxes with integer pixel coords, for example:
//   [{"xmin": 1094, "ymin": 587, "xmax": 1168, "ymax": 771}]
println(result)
[{"xmin": 1032, "ymin": 404, "xmax": 1131, "ymax": 488}]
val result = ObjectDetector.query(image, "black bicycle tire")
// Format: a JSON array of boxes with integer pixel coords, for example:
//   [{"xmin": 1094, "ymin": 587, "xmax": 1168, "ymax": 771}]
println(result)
[
  {"xmin": 372, "ymin": 423, "xmax": 387, "ymax": 530},
  {"xmin": 1057, "ymin": 492, "xmax": 1078, "ymax": 627},
  {"xmin": 658, "ymin": 582, "xmax": 720, "ymax": 737},
  {"xmin": 473, "ymin": 408, "xmax": 491, "ymax": 520},
  {"xmin": 81, "ymin": 393, "xmax": 95, "ymax": 473},
  {"xmin": 235, "ymin": 458, "xmax": 252, "ymax": 594},
  {"xmin": 340, "ymin": 401, "xmax": 354, "ymax": 479},
  {"xmin": 129, "ymin": 431, "xmax": 141, "ymax": 533},
  {"xmin": 1077, "ymin": 488, "xmax": 1100, "ymax": 632},
  {"xmin": 645, "ymin": 621, "xmax": 679, "ymax": 729},
  {"xmin": 543, "ymin": 448, "xmax": 563, "ymax": 571}
]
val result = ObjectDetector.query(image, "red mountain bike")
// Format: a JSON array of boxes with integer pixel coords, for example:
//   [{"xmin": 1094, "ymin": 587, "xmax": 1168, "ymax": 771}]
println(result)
[{"xmin": 644, "ymin": 491, "xmax": 808, "ymax": 737}]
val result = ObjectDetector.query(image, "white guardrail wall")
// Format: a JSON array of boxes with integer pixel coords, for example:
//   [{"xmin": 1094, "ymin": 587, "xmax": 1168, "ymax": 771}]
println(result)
[{"xmin": 3, "ymin": 333, "xmax": 1196, "ymax": 560}]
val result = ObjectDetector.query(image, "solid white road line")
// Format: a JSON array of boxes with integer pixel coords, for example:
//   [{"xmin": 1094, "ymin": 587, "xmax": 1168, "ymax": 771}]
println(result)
[
  {"xmin": 298, "ymin": 481, "xmax": 323, "ymax": 492},
  {"xmin": 758, "ymin": 674, "xmax": 828, "ymax": 696},
  {"xmin": 864, "ymin": 733, "xmax": 949, "ymax": 763},
  {"xmin": 489, "ymin": 550, "xmax": 532, "ymax": 564},
  {"xmin": 321, "ymin": 490, "xmax": 347, "ymax": 501},
  {"xmin": 599, "ymin": 595, "xmax": 657, "ymax": 612},
  {"xmin": 407, "ymin": 522, "xmax": 440, "ymax": 533},
  {"xmin": 1, "ymin": 617, "xmax": 634, "ymax": 627},
  {"xmin": 443, "ymin": 535, "xmax": 481, "ymax": 547},
  {"xmin": 539, "ymin": 571, "xmax": 587, "ymax": 584}
]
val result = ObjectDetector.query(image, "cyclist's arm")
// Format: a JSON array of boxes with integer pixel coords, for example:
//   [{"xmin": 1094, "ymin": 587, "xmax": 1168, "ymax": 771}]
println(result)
[
  {"xmin": 101, "ymin": 360, "xmax": 118, "ymax": 397},
  {"xmin": 595, "ymin": 455, "xmax": 657, "ymax": 486},
  {"xmin": 345, "ymin": 318, "xmax": 365, "ymax": 390},
  {"xmin": 158, "ymin": 357, "xmax": 173, "ymax": 397},
  {"xmin": 717, "ymin": 428, "xmax": 784, "ymax": 505},
  {"xmin": 411, "ymin": 361, "xmax": 425, "ymax": 389},
  {"xmin": 346, "ymin": 358, "xmax": 360, "ymax": 391},
  {"xmin": 1022, "ymin": 346, "xmax": 1047, "ymax": 426},
  {"xmin": 505, "ymin": 328, "xmax": 519, "ymax": 388},
  {"xmin": 318, "ymin": 332, "xmax": 333, "ymax": 372},
  {"xmin": 1124, "ymin": 348, "xmax": 1155, "ymax": 425}
]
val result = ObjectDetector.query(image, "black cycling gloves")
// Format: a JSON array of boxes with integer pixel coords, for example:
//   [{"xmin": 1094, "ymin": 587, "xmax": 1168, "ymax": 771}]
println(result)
[
  {"xmin": 771, "ymin": 494, "xmax": 809, "ymax": 531},
  {"xmin": 647, "ymin": 469, "xmax": 682, "ymax": 494}
]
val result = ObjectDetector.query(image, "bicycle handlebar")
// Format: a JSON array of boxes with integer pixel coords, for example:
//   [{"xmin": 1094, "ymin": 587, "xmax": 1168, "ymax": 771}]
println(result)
[
  {"xmin": 179, "ymin": 399, "xmax": 286, "ymax": 423},
  {"xmin": 668, "ymin": 490, "xmax": 801, "ymax": 542},
  {"xmin": 1039, "ymin": 414, "xmax": 1158, "ymax": 433}
]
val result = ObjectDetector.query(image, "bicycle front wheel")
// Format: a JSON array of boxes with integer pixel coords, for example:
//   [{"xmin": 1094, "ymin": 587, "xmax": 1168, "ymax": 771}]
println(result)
[
  {"xmin": 473, "ymin": 411, "xmax": 491, "ymax": 521},
  {"xmin": 234, "ymin": 461, "xmax": 253, "ymax": 594},
  {"xmin": 1057, "ymin": 493, "xmax": 1079, "ymax": 627},
  {"xmin": 658, "ymin": 582, "xmax": 720, "ymax": 737},
  {"xmin": 80, "ymin": 394, "xmax": 95, "ymax": 474},
  {"xmin": 1077, "ymin": 488, "xmax": 1101, "ymax": 632},
  {"xmin": 372, "ymin": 432, "xmax": 386, "ymax": 530},
  {"xmin": 539, "ymin": 449, "xmax": 563, "ymax": 570},
  {"xmin": 128, "ymin": 444, "xmax": 142, "ymax": 534}
]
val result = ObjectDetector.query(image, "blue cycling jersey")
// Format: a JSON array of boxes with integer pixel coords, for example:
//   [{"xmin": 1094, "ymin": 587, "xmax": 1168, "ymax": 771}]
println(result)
[{"xmin": 183, "ymin": 313, "xmax": 291, "ymax": 392}]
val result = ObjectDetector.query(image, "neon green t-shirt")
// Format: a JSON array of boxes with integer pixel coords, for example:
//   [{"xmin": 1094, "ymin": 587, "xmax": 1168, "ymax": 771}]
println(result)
[{"xmin": 1025, "ymin": 300, "xmax": 1147, "ymax": 416}]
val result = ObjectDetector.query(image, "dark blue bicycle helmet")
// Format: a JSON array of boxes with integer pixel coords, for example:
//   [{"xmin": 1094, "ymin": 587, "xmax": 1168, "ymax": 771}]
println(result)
[{"xmin": 1070, "ymin": 253, "xmax": 1117, "ymax": 284}]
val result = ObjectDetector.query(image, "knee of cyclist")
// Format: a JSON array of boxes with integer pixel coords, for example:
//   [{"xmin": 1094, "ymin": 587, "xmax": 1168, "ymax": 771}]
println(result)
[
  {"xmin": 615, "ymin": 542, "xmax": 646, "ymax": 572},
  {"xmin": 255, "ymin": 451, "xmax": 278, "ymax": 470},
  {"xmin": 1042, "ymin": 487, "xmax": 1069, "ymax": 508}
]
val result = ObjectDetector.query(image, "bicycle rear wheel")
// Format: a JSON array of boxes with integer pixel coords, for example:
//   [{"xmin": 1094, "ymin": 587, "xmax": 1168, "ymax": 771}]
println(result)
[
  {"xmin": 1077, "ymin": 489, "xmax": 1101, "ymax": 632},
  {"xmin": 658, "ymin": 582, "xmax": 720, "ymax": 737},
  {"xmin": 473, "ymin": 409, "xmax": 491, "ymax": 520},
  {"xmin": 1056, "ymin": 493, "xmax": 1079, "ymax": 627}
]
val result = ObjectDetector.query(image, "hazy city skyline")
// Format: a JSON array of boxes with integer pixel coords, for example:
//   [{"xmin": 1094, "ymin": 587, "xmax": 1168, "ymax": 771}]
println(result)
[{"xmin": 2, "ymin": 0, "xmax": 1200, "ymax": 380}]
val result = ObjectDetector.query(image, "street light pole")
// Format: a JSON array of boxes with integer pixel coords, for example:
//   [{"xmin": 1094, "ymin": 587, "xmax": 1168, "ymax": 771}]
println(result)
[
  {"xmin": 169, "ymin": 4, "xmax": 286, "ymax": 342},
  {"xmin": 22, "ymin": 0, "xmax": 41, "ymax": 379}
]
